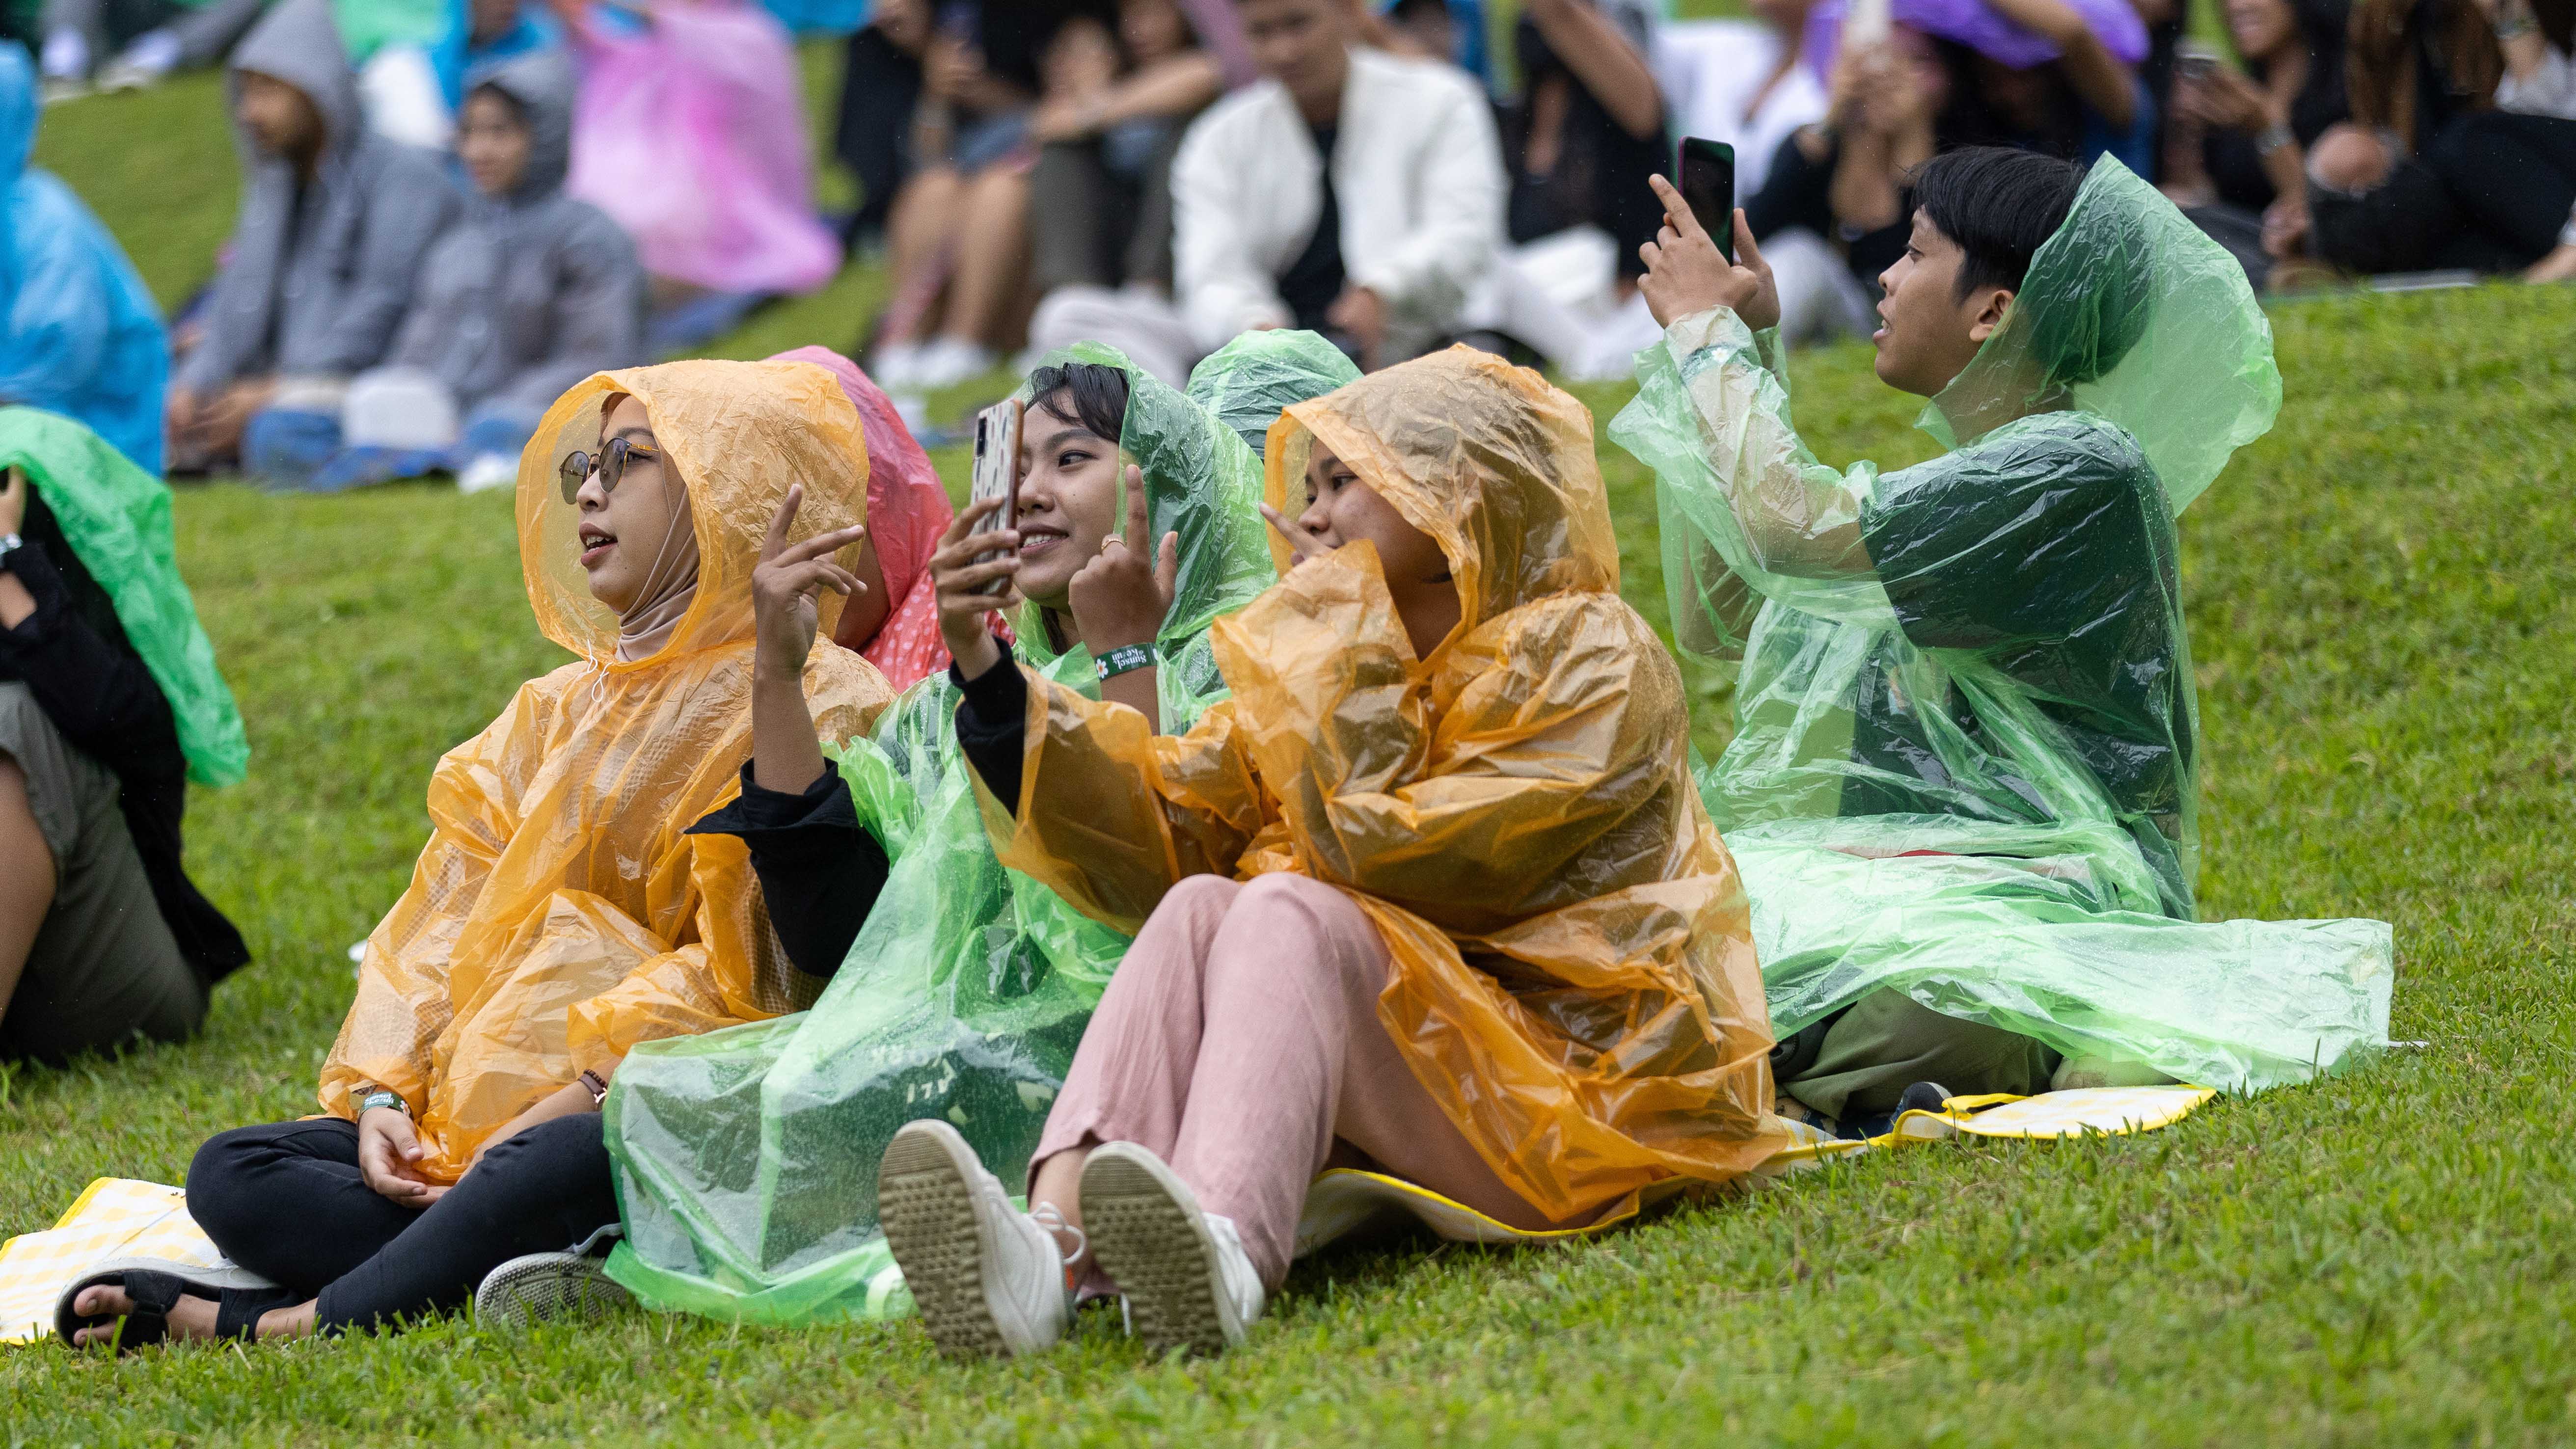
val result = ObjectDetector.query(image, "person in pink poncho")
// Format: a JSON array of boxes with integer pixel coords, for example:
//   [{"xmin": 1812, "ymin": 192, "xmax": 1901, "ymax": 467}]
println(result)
[
  {"xmin": 557, "ymin": 0, "xmax": 841, "ymax": 304},
  {"xmin": 763, "ymin": 347, "xmax": 959, "ymax": 688}
]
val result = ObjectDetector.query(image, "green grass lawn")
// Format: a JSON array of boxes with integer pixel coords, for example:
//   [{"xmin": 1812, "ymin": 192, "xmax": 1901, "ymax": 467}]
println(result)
[{"xmin": 12, "ymin": 33, "xmax": 2576, "ymax": 1449}]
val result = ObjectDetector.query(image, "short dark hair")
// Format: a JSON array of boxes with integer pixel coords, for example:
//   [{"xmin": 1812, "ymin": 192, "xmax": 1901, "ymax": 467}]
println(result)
[
  {"xmin": 1908, "ymin": 147, "xmax": 2086, "ymax": 303},
  {"xmin": 463, "ymin": 79, "xmax": 529, "ymax": 125},
  {"xmin": 1025, "ymin": 362, "xmax": 1130, "ymax": 445}
]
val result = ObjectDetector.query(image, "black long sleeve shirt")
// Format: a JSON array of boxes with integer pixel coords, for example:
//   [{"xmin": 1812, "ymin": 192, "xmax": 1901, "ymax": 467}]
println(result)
[
  {"xmin": 686, "ymin": 759, "xmax": 893, "ymax": 979},
  {"xmin": 951, "ymin": 640, "xmax": 1027, "ymax": 817},
  {"xmin": 679, "ymin": 636, "xmax": 1024, "ymax": 979},
  {"xmin": 0, "ymin": 528, "xmax": 250, "ymax": 983}
]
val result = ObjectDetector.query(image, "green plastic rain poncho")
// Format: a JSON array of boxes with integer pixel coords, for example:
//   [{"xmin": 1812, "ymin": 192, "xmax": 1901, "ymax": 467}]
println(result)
[
  {"xmin": 1607, "ymin": 159, "xmax": 2391, "ymax": 1093},
  {"xmin": 0, "ymin": 408, "xmax": 246, "ymax": 788},
  {"xmin": 1186, "ymin": 328, "xmax": 1360, "ymax": 459},
  {"xmin": 601, "ymin": 337, "xmax": 1320, "ymax": 1323}
]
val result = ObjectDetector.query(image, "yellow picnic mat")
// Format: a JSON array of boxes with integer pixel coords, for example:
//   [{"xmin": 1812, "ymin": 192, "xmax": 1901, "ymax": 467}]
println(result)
[
  {"xmin": 1767, "ymin": 1085, "xmax": 2221, "ymax": 1169},
  {"xmin": 0, "ymin": 1178, "xmax": 236, "ymax": 1344},
  {"xmin": 1292, "ymin": 1169, "xmax": 1702, "ymax": 1257}
]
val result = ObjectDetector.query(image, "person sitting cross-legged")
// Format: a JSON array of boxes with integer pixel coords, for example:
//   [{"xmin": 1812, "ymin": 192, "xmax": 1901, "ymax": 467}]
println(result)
[
  {"xmin": 1609, "ymin": 151, "xmax": 2391, "ymax": 1136},
  {"xmin": 58, "ymin": 360, "xmax": 898, "ymax": 1348}
]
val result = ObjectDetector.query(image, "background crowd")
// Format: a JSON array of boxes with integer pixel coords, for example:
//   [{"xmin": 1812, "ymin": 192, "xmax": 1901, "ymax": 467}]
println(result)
[{"xmin": 6, "ymin": 0, "xmax": 2576, "ymax": 498}]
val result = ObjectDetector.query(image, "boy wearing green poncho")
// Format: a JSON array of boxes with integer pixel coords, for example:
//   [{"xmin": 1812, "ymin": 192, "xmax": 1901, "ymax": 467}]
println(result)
[
  {"xmin": 597, "ymin": 334, "xmax": 1354, "ymax": 1323},
  {"xmin": 1612, "ymin": 150, "xmax": 2391, "ymax": 1135}
]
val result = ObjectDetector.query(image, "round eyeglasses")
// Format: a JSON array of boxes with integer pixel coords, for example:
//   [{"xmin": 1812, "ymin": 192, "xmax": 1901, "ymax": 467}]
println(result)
[{"xmin": 558, "ymin": 436, "xmax": 662, "ymax": 505}]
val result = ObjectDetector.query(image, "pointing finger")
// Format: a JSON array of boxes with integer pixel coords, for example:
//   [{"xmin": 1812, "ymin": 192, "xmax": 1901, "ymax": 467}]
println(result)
[
  {"xmin": 763, "ymin": 485, "xmax": 803, "ymax": 560},
  {"xmin": 1648, "ymin": 175, "xmax": 1706, "ymax": 241},
  {"xmin": 1124, "ymin": 463, "xmax": 1150, "ymax": 543}
]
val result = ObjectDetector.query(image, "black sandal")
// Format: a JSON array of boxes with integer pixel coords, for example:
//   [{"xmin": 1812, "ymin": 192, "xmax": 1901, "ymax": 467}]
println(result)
[{"xmin": 54, "ymin": 1256, "xmax": 280, "ymax": 1352}]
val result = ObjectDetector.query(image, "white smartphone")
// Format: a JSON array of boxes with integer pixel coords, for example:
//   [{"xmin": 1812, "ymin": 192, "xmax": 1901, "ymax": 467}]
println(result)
[{"xmin": 968, "ymin": 399, "xmax": 1022, "ymax": 595}]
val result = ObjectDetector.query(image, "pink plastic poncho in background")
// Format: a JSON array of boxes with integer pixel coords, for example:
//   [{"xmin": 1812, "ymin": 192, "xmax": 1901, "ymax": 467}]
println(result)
[
  {"xmin": 565, "ymin": 0, "xmax": 841, "ymax": 295},
  {"xmin": 767, "ymin": 346, "xmax": 958, "ymax": 687}
]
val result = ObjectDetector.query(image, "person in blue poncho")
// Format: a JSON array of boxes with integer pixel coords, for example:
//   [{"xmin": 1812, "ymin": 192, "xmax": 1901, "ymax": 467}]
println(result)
[{"xmin": 0, "ymin": 43, "xmax": 172, "ymax": 477}]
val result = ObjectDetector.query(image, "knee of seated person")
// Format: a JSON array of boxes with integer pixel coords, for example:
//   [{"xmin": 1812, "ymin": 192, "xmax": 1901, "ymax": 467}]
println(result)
[
  {"xmin": 477, "ymin": 1111, "xmax": 606, "ymax": 1180},
  {"xmin": 185, "ymin": 1124, "xmax": 289, "ymax": 1232},
  {"xmin": 1229, "ymin": 875, "xmax": 1370, "ymax": 970},
  {"xmin": 2310, "ymin": 126, "xmax": 2392, "ymax": 193}
]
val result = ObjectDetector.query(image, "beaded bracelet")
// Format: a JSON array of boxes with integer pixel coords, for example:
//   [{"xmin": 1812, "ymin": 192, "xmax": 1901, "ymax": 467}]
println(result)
[{"xmin": 1095, "ymin": 643, "xmax": 1159, "ymax": 680}]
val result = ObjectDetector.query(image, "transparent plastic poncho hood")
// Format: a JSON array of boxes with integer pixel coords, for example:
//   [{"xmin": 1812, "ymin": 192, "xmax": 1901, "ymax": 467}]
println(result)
[
  {"xmin": 1609, "ymin": 159, "xmax": 2390, "ymax": 1092},
  {"xmin": 601, "ymin": 338, "xmax": 1320, "ymax": 1324}
]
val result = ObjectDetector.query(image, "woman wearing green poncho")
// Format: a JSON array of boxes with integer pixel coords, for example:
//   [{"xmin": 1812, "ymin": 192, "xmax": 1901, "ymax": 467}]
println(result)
[
  {"xmin": 0, "ymin": 408, "xmax": 248, "ymax": 1063},
  {"xmin": 1610, "ymin": 150, "xmax": 2391, "ymax": 1133},
  {"xmin": 599, "ymin": 335, "xmax": 1352, "ymax": 1322}
]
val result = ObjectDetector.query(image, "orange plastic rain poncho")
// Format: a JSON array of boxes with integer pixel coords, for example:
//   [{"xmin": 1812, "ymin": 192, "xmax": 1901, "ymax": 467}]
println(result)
[
  {"xmin": 988, "ymin": 348, "xmax": 1782, "ymax": 1221},
  {"xmin": 318, "ymin": 360, "xmax": 895, "ymax": 1180}
]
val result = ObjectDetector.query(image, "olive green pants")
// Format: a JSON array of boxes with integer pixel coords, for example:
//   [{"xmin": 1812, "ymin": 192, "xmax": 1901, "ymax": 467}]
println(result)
[
  {"xmin": 1773, "ymin": 990, "xmax": 2061, "ymax": 1122},
  {"xmin": 0, "ymin": 682, "xmax": 206, "ymax": 1063}
]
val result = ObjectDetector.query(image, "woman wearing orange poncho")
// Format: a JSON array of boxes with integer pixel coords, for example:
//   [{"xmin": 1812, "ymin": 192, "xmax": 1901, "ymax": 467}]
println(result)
[
  {"xmin": 877, "ymin": 347, "xmax": 1779, "ymax": 1360},
  {"xmin": 61, "ymin": 360, "xmax": 893, "ymax": 1349}
]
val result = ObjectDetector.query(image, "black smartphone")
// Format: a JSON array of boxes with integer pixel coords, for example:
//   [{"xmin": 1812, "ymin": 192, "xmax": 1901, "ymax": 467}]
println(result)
[{"xmin": 1677, "ymin": 137, "xmax": 1737, "ymax": 263}]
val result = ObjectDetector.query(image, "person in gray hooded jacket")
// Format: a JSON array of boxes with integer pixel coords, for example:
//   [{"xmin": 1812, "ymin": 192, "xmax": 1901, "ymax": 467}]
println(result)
[
  {"xmin": 273, "ymin": 47, "xmax": 647, "ymax": 493},
  {"xmin": 166, "ymin": 0, "xmax": 458, "ymax": 476}
]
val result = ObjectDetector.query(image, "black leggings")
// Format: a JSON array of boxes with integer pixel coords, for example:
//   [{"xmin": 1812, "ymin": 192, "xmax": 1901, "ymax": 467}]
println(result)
[{"xmin": 186, "ymin": 1114, "xmax": 619, "ymax": 1333}]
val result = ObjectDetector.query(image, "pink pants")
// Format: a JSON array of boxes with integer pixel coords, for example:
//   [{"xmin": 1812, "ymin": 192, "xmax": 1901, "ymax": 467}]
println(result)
[{"xmin": 1032, "ymin": 873, "xmax": 1571, "ymax": 1288}]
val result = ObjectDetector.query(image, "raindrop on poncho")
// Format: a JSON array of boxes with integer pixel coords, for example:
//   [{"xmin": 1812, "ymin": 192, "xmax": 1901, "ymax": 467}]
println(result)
[
  {"xmin": 988, "ymin": 346, "xmax": 1781, "ymax": 1228},
  {"xmin": 1607, "ymin": 158, "xmax": 2391, "ymax": 1092},
  {"xmin": 0, "ymin": 45, "xmax": 171, "ymax": 476},
  {"xmin": 317, "ymin": 360, "xmax": 895, "ymax": 1179},
  {"xmin": 601, "ymin": 337, "xmax": 1317, "ymax": 1324}
]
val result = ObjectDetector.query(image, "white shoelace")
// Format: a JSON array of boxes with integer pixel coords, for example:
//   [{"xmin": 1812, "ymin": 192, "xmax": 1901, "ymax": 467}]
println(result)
[{"xmin": 1029, "ymin": 1201, "xmax": 1086, "ymax": 1268}]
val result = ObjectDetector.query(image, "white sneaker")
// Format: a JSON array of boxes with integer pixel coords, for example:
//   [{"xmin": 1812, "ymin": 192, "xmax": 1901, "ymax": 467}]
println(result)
[
  {"xmin": 473, "ymin": 1251, "xmax": 634, "ymax": 1329},
  {"xmin": 878, "ymin": 1119, "xmax": 1074, "ymax": 1359},
  {"xmin": 912, "ymin": 337, "xmax": 998, "ymax": 391},
  {"xmin": 1080, "ymin": 1142, "xmax": 1264, "ymax": 1356},
  {"xmin": 870, "ymin": 340, "xmax": 924, "ymax": 390}
]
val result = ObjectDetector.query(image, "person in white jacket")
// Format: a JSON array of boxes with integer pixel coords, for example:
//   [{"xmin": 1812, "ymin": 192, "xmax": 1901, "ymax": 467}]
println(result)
[{"xmin": 1027, "ymin": 0, "xmax": 1506, "ymax": 383}]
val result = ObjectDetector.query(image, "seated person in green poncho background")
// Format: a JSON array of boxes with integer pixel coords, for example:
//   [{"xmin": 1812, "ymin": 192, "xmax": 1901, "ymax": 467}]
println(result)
[{"xmin": 1614, "ymin": 147, "xmax": 2391, "ymax": 1133}]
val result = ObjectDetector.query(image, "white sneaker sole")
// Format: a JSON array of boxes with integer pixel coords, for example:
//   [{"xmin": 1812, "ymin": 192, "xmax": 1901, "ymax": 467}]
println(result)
[
  {"xmin": 879, "ymin": 1120, "xmax": 1025, "ymax": 1359},
  {"xmin": 472, "ymin": 1252, "xmax": 632, "ymax": 1329},
  {"xmin": 1082, "ymin": 1146, "xmax": 1245, "ymax": 1356}
]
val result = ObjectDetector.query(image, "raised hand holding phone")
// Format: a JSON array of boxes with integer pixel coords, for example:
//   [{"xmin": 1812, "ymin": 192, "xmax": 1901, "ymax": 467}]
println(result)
[
  {"xmin": 929, "ymin": 494, "xmax": 1021, "ymax": 683},
  {"xmin": 1638, "ymin": 173, "xmax": 1780, "ymax": 332}
]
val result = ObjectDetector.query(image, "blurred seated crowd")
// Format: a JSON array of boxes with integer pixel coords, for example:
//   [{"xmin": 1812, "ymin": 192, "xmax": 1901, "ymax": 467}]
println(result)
[{"xmin": 1, "ymin": 0, "xmax": 2572, "ymax": 487}]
